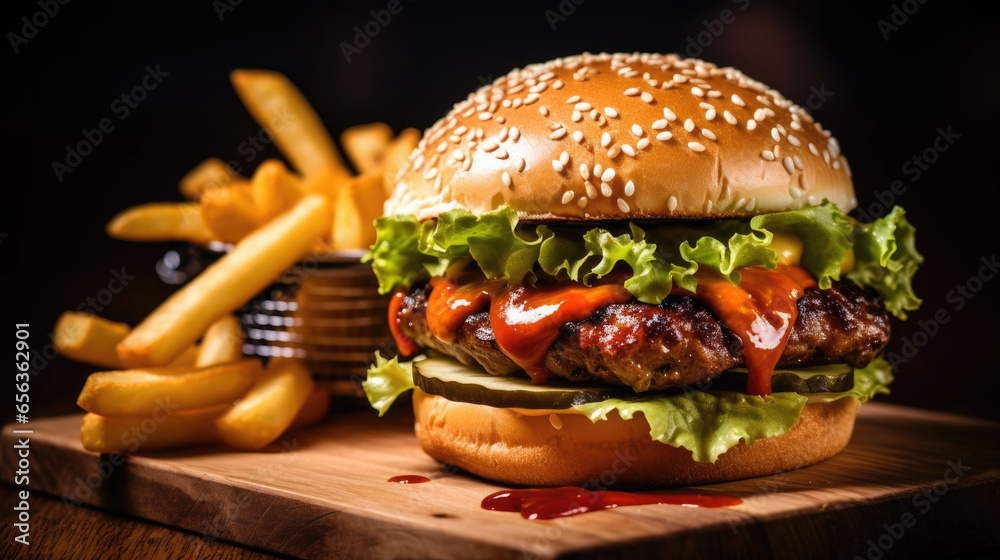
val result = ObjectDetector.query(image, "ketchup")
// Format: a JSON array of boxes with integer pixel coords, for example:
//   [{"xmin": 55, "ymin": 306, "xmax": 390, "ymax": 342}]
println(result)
[
  {"xmin": 388, "ymin": 290, "xmax": 419, "ymax": 357},
  {"xmin": 482, "ymin": 486, "xmax": 742, "ymax": 519},
  {"xmin": 426, "ymin": 277, "xmax": 499, "ymax": 342},
  {"xmin": 676, "ymin": 264, "xmax": 815, "ymax": 396},
  {"xmin": 388, "ymin": 475, "xmax": 431, "ymax": 484}
]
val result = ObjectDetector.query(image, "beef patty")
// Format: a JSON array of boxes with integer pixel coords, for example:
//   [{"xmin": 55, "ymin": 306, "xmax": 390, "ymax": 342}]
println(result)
[{"xmin": 395, "ymin": 280, "xmax": 890, "ymax": 392}]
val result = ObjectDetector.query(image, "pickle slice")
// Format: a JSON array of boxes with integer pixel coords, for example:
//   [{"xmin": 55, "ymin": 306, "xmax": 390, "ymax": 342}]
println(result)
[
  {"xmin": 413, "ymin": 354, "xmax": 854, "ymax": 410},
  {"xmin": 413, "ymin": 355, "xmax": 637, "ymax": 409},
  {"xmin": 708, "ymin": 364, "xmax": 854, "ymax": 393}
]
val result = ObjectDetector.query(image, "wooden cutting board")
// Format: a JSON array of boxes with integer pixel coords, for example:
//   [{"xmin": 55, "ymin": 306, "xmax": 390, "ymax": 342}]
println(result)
[{"xmin": 3, "ymin": 403, "xmax": 999, "ymax": 560}]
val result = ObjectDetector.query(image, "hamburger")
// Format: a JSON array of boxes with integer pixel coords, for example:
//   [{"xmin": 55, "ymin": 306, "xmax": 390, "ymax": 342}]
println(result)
[{"xmin": 363, "ymin": 52, "xmax": 922, "ymax": 488}]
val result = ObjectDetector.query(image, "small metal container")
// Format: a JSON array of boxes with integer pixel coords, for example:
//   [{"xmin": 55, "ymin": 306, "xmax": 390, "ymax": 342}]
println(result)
[{"xmin": 158, "ymin": 244, "xmax": 392, "ymax": 397}]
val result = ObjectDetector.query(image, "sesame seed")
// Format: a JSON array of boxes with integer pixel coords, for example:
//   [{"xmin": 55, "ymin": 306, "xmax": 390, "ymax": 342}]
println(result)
[
  {"xmin": 436, "ymin": 141, "xmax": 447, "ymax": 153},
  {"xmin": 579, "ymin": 163, "xmax": 590, "ymax": 179},
  {"xmin": 723, "ymin": 110, "xmax": 737, "ymax": 125},
  {"xmin": 782, "ymin": 156, "xmax": 795, "ymax": 173},
  {"xmin": 624, "ymin": 88, "xmax": 639, "ymax": 96},
  {"xmin": 622, "ymin": 144, "xmax": 635, "ymax": 156},
  {"xmin": 553, "ymin": 80, "xmax": 565, "ymax": 89},
  {"xmin": 754, "ymin": 108, "xmax": 766, "ymax": 121},
  {"xmin": 823, "ymin": 150, "xmax": 831, "ymax": 164},
  {"xmin": 510, "ymin": 127, "xmax": 520, "ymax": 141},
  {"xmin": 482, "ymin": 138, "xmax": 499, "ymax": 152},
  {"xmin": 575, "ymin": 102, "xmax": 591, "ymax": 111},
  {"xmin": 771, "ymin": 128, "xmax": 781, "ymax": 142},
  {"xmin": 577, "ymin": 197, "xmax": 588, "ymax": 208},
  {"xmin": 502, "ymin": 172, "xmax": 512, "ymax": 188},
  {"xmin": 604, "ymin": 107, "xmax": 618, "ymax": 118},
  {"xmin": 808, "ymin": 143, "xmax": 820, "ymax": 157},
  {"xmin": 539, "ymin": 106, "xmax": 549, "ymax": 116},
  {"xmin": 601, "ymin": 182, "xmax": 613, "ymax": 197},
  {"xmin": 494, "ymin": 148, "xmax": 508, "ymax": 159},
  {"xmin": 524, "ymin": 93, "xmax": 540, "ymax": 105},
  {"xmin": 774, "ymin": 145, "xmax": 781, "ymax": 158},
  {"xmin": 452, "ymin": 149, "xmax": 464, "ymax": 161},
  {"xmin": 624, "ymin": 180, "xmax": 635, "ymax": 196},
  {"xmin": 656, "ymin": 131, "xmax": 672, "ymax": 141},
  {"xmin": 668, "ymin": 196, "xmax": 678, "ymax": 211},
  {"xmin": 762, "ymin": 150, "xmax": 775, "ymax": 161},
  {"xmin": 640, "ymin": 91, "xmax": 654, "ymax": 103},
  {"xmin": 601, "ymin": 168, "xmax": 616, "ymax": 182},
  {"xmin": 478, "ymin": 112, "xmax": 493, "ymax": 121},
  {"xmin": 787, "ymin": 134, "xmax": 801, "ymax": 147},
  {"xmin": 632, "ymin": 124, "xmax": 643, "ymax": 136},
  {"xmin": 552, "ymin": 160, "xmax": 564, "ymax": 172},
  {"xmin": 562, "ymin": 191, "xmax": 575, "ymax": 204},
  {"xmin": 585, "ymin": 181, "xmax": 598, "ymax": 198},
  {"xmin": 663, "ymin": 108, "xmax": 677, "ymax": 121},
  {"xmin": 607, "ymin": 146, "xmax": 620, "ymax": 158},
  {"xmin": 499, "ymin": 127, "xmax": 509, "ymax": 141},
  {"xmin": 538, "ymin": 71, "xmax": 555, "ymax": 81},
  {"xmin": 617, "ymin": 198, "xmax": 630, "ymax": 212},
  {"xmin": 566, "ymin": 95, "xmax": 581, "ymax": 103},
  {"xmin": 793, "ymin": 155, "xmax": 804, "ymax": 169},
  {"xmin": 702, "ymin": 129, "xmax": 717, "ymax": 141},
  {"xmin": 691, "ymin": 87, "xmax": 705, "ymax": 96},
  {"xmin": 454, "ymin": 126, "xmax": 467, "ymax": 135},
  {"xmin": 732, "ymin": 94, "xmax": 745, "ymax": 107},
  {"xmin": 684, "ymin": 119, "xmax": 695, "ymax": 132},
  {"xmin": 572, "ymin": 130, "xmax": 584, "ymax": 143},
  {"xmin": 636, "ymin": 138, "xmax": 649, "ymax": 149},
  {"xmin": 550, "ymin": 128, "xmax": 567, "ymax": 140},
  {"xmin": 776, "ymin": 123, "xmax": 787, "ymax": 136},
  {"xmin": 571, "ymin": 110, "xmax": 582, "ymax": 122},
  {"xmin": 594, "ymin": 164, "xmax": 603, "ymax": 178},
  {"xmin": 424, "ymin": 167, "xmax": 438, "ymax": 180},
  {"xmin": 560, "ymin": 151, "xmax": 570, "ymax": 166},
  {"xmin": 707, "ymin": 90, "xmax": 722, "ymax": 98},
  {"xmin": 651, "ymin": 119, "xmax": 668, "ymax": 130},
  {"xmin": 746, "ymin": 198, "xmax": 756, "ymax": 211},
  {"xmin": 699, "ymin": 102, "xmax": 713, "ymax": 110},
  {"xmin": 706, "ymin": 109, "xmax": 717, "ymax": 120},
  {"xmin": 790, "ymin": 120, "xmax": 802, "ymax": 131},
  {"xmin": 590, "ymin": 109, "xmax": 600, "ymax": 120},
  {"xmin": 833, "ymin": 159, "xmax": 841, "ymax": 170},
  {"xmin": 747, "ymin": 120, "xmax": 757, "ymax": 131},
  {"xmin": 515, "ymin": 156, "xmax": 526, "ymax": 172},
  {"xmin": 601, "ymin": 132, "xmax": 612, "ymax": 147},
  {"xmin": 688, "ymin": 141, "xmax": 706, "ymax": 152}
]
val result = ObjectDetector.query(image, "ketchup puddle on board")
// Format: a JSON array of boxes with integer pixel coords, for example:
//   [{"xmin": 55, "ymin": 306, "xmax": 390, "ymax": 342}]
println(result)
[
  {"xmin": 388, "ymin": 475, "xmax": 431, "ymax": 484},
  {"xmin": 482, "ymin": 486, "xmax": 743, "ymax": 520}
]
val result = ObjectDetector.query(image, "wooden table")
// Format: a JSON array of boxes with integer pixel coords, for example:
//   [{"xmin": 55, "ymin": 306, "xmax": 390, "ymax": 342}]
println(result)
[{"xmin": 2, "ymin": 403, "xmax": 999, "ymax": 559}]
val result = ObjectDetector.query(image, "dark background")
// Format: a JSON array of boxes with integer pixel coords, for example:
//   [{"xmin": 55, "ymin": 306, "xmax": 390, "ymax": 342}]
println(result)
[{"xmin": 3, "ymin": 0, "xmax": 998, "ymax": 422}]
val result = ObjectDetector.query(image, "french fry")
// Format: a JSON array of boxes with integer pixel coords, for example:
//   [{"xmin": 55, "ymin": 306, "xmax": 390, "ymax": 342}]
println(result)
[
  {"xmin": 216, "ymin": 357, "xmax": 315, "ymax": 450},
  {"xmin": 381, "ymin": 128, "xmax": 420, "ymax": 196},
  {"xmin": 299, "ymin": 164, "xmax": 351, "ymax": 203},
  {"xmin": 77, "ymin": 359, "xmax": 261, "ymax": 416},
  {"xmin": 80, "ymin": 405, "xmax": 227, "ymax": 453},
  {"xmin": 200, "ymin": 182, "xmax": 260, "ymax": 243},
  {"xmin": 230, "ymin": 69, "xmax": 348, "ymax": 178},
  {"xmin": 251, "ymin": 159, "xmax": 303, "ymax": 222},
  {"xmin": 54, "ymin": 312, "xmax": 131, "ymax": 369},
  {"xmin": 106, "ymin": 203, "xmax": 216, "ymax": 245},
  {"xmin": 332, "ymin": 172, "xmax": 385, "ymax": 250},
  {"xmin": 195, "ymin": 315, "xmax": 245, "ymax": 367},
  {"xmin": 180, "ymin": 158, "xmax": 242, "ymax": 200},
  {"xmin": 289, "ymin": 387, "xmax": 330, "ymax": 428},
  {"xmin": 117, "ymin": 195, "xmax": 332, "ymax": 367},
  {"xmin": 341, "ymin": 122, "xmax": 393, "ymax": 174},
  {"xmin": 169, "ymin": 345, "xmax": 200, "ymax": 367}
]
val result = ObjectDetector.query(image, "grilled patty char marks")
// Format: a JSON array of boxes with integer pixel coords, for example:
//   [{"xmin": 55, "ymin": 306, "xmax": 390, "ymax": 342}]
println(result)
[{"xmin": 395, "ymin": 281, "xmax": 890, "ymax": 392}]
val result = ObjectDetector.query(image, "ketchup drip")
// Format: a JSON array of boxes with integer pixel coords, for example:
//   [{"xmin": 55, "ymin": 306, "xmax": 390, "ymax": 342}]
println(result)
[
  {"xmin": 388, "ymin": 475, "xmax": 430, "ymax": 484},
  {"xmin": 426, "ymin": 278, "xmax": 631, "ymax": 383},
  {"xmin": 676, "ymin": 264, "xmax": 815, "ymax": 396},
  {"xmin": 482, "ymin": 486, "xmax": 742, "ymax": 520},
  {"xmin": 388, "ymin": 290, "xmax": 419, "ymax": 357}
]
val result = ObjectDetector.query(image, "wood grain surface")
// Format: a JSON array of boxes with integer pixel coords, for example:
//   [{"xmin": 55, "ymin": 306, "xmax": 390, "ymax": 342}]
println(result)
[{"xmin": 1, "ymin": 403, "xmax": 998, "ymax": 560}]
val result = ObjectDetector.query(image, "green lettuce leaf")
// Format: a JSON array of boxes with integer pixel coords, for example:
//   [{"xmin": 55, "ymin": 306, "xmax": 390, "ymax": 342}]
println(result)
[
  {"xmin": 575, "ymin": 391, "xmax": 808, "ymax": 463},
  {"xmin": 848, "ymin": 206, "xmax": 923, "ymax": 319},
  {"xmin": 362, "ymin": 353, "xmax": 416, "ymax": 416},
  {"xmin": 368, "ymin": 201, "xmax": 919, "ymax": 319}
]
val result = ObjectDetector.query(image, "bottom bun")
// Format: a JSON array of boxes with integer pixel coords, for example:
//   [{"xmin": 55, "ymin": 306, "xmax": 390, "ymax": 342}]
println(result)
[{"xmin": 412, "ymin": 388, "xmax": 857, "ymax": 488}]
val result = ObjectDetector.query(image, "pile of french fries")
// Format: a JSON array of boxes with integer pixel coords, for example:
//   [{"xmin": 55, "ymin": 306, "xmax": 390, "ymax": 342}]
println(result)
[{"xmin": 54, "ymin": 69, "xmax": 420, "ymax": 453}]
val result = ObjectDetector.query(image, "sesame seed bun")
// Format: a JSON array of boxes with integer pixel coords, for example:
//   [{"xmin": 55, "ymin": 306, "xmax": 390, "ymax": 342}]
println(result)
[
  {"xmin": 412, "ymin": 388, "xmax": 857, "ymax": 488},
  {"xmin": 385, "ymin": 52, "xmax": 856, "ymax": 221}
]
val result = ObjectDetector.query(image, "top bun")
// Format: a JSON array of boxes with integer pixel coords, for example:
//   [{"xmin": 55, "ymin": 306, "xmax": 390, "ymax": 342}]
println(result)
[{"xmin": 385, "ymin": 52, "xmax": 855, "ymax": 221}]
